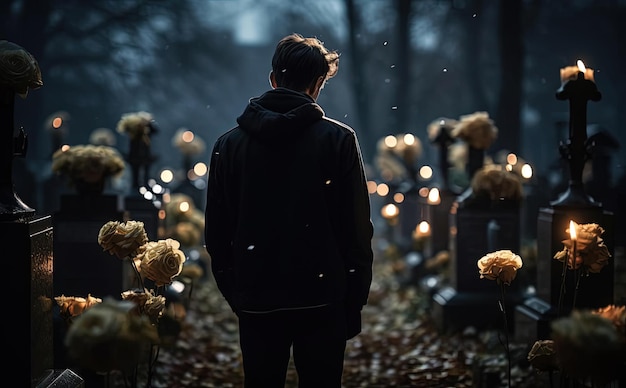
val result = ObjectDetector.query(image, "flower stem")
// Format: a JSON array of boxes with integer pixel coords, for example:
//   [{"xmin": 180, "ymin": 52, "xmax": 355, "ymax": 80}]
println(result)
[
  {"xmin": 129, "ymin": 257, "xmax": 145, "ymax": 291},
  {"xmin": 498, "ymin": 282, "xmax": 511, "ymax": 388},
  {"xmin": 145, "ymin": 344, "xmax": 160, "ymax": 388},
  {"xmin": 130, "ymin": 365, "xmax": 138, "ymax": 388},
  {"xmin": 557, "ymin": 248, "xmax": 568, "ymax": 317},
  {"xmin": 571, "ymin": 269, "xmax": 584, "ymax": 311},
  {"xmin": 184, "ymin": 279, "xmax": 195, "ymax": 309}
]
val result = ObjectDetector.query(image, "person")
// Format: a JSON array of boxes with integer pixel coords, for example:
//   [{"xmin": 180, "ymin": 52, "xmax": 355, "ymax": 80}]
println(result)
[{"xmin": 204, "ymin": 33, "xmax": 374, "ymax": 388}]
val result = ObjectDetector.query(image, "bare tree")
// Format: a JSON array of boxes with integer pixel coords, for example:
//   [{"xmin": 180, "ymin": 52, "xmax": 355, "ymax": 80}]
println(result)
[
  {"xmin": 392, "ymin": 0, "xmax": 413, "ymax": 135},
  {"xmin": 344, "ymin": 0, "xmax": 375, "ymax": 160},
  {"xmin": 1, "ymin": 1, "xmax": 232, "ymax": 158},
  {"xmin": 494, "ymin": 0, "xmax": 523, "ymax": 154}
]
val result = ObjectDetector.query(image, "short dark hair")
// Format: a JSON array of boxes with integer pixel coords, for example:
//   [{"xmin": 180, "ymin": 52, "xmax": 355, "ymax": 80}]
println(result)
[{"xmin": 271, "ymin": 33, "xmax": 340, "ymax": 92}]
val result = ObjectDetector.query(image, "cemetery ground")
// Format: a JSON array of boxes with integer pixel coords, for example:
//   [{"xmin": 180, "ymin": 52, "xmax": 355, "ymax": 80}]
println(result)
[{"xmin": 146, "ymin": 241, "xmax": 552, "ymax": 388}]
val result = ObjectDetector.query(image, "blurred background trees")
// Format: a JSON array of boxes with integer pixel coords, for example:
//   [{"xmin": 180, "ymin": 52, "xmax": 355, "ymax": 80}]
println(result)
[{"xmin": 2, "ymin": 0, "xmax": 624, "ymax": 216}]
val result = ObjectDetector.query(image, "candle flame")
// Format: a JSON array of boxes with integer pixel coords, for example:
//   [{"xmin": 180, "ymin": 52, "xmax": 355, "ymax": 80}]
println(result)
[
  {"xmin": 569, "ymin": 220, "xmax": 577, "ymax": 240},
  {"xmin": 427, "ymin": 187, "xmax": 440, "ymax": 204},
  {"xmin": 381, "ymin": 203, "xmax": 399, "ymax": 219},
  {"xmin": 418, "ymin": 221, "xmax": 430, "ymax": 235},
  {"xmin": 577, "ymin": 60, "xmax": 586, "ymax": 73}
]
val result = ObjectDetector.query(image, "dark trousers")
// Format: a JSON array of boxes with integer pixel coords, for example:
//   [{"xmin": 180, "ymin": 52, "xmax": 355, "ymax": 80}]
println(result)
[{"xmin": 237, "ymin": 303, "xmax": 347, "ymax": 388}]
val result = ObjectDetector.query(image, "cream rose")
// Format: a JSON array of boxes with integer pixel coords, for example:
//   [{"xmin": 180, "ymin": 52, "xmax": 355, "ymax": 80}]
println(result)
[
  {"xmin": 137, "ymin": 238, "xmax": 186, "ymax": 286},
  {"xmin": 477, "ymin": 249, "xmax": 523, "ymax": 285},
  {"xmin": 554, "ymin": 222, "xmax": 611, "ymax": 273},
  {"xmin": 593, "ymin": 305, "xmax": 626, "ymax": 335},
  {"xmin": 527, "ymin": 340, "xmax": 558, "ymax": 372},
  {"xmin": 51, "ymin": 145, "xmax": 126, "ymax": 190},
  {"xmin": 143, "ymin": 293, "xmax": 166, "ymax": 324},
  {"xmin": 471, "ymin": 164, "xmax": 523, "ymax": 201},
  {"xmin": 121, "ymin": 288, "xmax": 166, "ymax": 323},
  {"xmin": 121, "ymin": 288, "xmax": 151, "ymax": 311},
  {"xmin": 427, "ymin": 117, "xmax": 458, "ymax": 143},
  {"xmin": 98, "ymin": 220, "xmax": 149, "ymax": 259},
  {"xmin": 64, "ymin": 299, "xmax": 159, "ymax": 373},
  {"xmin": 55, "ymin": 294, "xmax": 102, "ymax": 317},
  {"xmin": 553, "ymin": 245, "xmax": 582, "ymax": 270},
  {"xmin": 551, "ymin": 311, "xmax": 626, "ymax": 386},
  {"xmin": 0, "ymin": 40, "xmax": 43, "ymax": 98},
  {"xmin": 116, "ymin": 111, "xmax": 154, "ymax": 140},
  {"xmin": 451, "ymin": 111, "xmax": 498, "ymax": 150}
]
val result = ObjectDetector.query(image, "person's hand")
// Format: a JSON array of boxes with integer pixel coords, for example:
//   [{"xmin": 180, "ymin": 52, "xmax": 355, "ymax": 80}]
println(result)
[{"xmin": 345, "ymin": 305, "xmax": 362, "ymax": 340}]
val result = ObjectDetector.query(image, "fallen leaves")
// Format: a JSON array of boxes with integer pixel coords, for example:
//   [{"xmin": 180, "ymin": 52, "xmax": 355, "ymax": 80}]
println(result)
[{"xmin": 142, "ymin": 249, "xmax": 545, "ymax": 387}]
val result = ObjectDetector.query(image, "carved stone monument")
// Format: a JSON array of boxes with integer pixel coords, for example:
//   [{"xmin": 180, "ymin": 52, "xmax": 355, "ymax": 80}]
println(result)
[
  {"xmin": 515, "ymin": 62, "xmax": 615, "ymax": 342},
  {"xmin": 430, "ymin": 113, "xmax": 523, "ymax": 332},
  {"xmin": 0, "ymin": 40, "xmax": 55, "ymax": 385},
  {"xmin": 432, "ymin": 191, "xmax": 522, "ymax": 332},
  {"xmin": 53, "ymin": 193, "xmax": 126, "ymax": 299}
]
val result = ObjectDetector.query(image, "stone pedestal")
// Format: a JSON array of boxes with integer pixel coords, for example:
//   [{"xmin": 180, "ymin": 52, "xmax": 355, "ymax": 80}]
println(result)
[
  {"xmin": 432, "ymin": 194, "xmax": 523, "ymax": 332},
  {"xmin": 513, "ymin": 296, "xmax": 553, "ymax": 343},
  {"xmin": 449, "ymin": 199, "xmax": 521, "ymax": 293},
  {"xmin": 52, "ymin": 194, "xmax": 128, "ymax": 377},
  {"xmin": 34, "ymin": 369, "xmax": 84, "ymax": 387},
  {"xmin": 536, "ymin": 206, "xmax": 614, "ymax": 311},
  {"xmin": 514, "ymin": 205, "xmax": 615, "ymax": 342},
  {"xmin": 432, "ymin": 286, "xmax": 521, "ymax": 334},
  {"xmin": 53, "ymin": 194, "xmax": 126, "ymax": 298},
  {"xmin": 1, "ymin": 215, "xmax": 53, "ymax": 385}
]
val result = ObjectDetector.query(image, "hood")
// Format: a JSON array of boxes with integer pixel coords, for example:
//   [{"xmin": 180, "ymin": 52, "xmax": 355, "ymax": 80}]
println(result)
[{"xmin": 236, "ymin": 88, "xmax": 324, "ymax": 141}]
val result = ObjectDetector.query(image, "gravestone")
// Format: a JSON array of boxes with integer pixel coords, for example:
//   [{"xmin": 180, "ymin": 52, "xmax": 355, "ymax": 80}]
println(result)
[
  {"xmin": 53, "ymin": 193, "xmax": 126, "ymax": 299},
  {"xmin": 2, "ymin": 215, "xmax": 54, "ymax": 384},
  {"xmin": 432, "ymin": 192, "xmax": 523, "ymax": 332},
  {"xmin": 52, "ymin": 193, "xmax": 128, "ymax": 379},
  {"xmin": 514, "ymin": 205, "xmax": 614, "ymax": 343},
  {"xmin": 35, "ymin": 369, "xmax": 84, "ymax": 388},
  {"xmin": 514, "ymin": 62, "xmax": 616, "ymax": 343},
  {"xmin": 0, "ymin": 41, "xmax": 53, "ymax": 384}
]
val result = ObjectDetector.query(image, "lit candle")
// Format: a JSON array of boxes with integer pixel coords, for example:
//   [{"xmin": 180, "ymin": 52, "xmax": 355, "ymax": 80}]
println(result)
[
  {"xmin": 577, "ymin": 59, "xmax": 595, "ymax": 82},
  {"xmin": 569, "ymin": 220, "xmax": 577, "ymax": 268},
  {"xmin": 416, "ymin": 221, "xmax": 431, "ymax": 237},
  {"xmin": 427, "ymin": 187, "xmax": 440, "ymax": 205},
  {"xmin": 560, "ymin": 59, "xmax": 595, "ymax": 83},
  {"xmin": 553, "ymin": 60, "xmax": 601, "ymax": 207}
]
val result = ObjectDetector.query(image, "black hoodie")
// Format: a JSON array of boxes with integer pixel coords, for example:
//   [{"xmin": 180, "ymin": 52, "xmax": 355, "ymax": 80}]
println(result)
[{"xmin": 205, "ymin": 87, "xmax": 373, "ymax": 314}]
